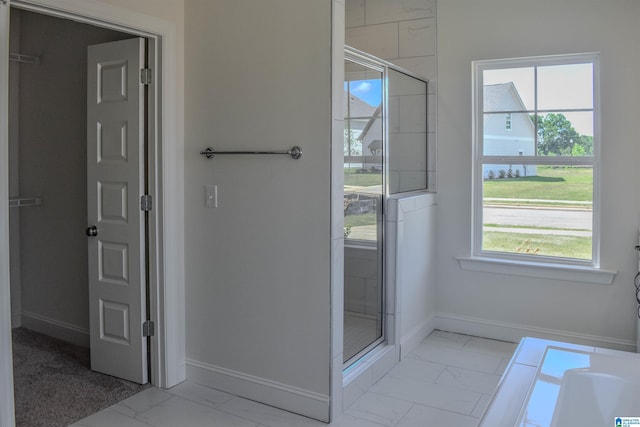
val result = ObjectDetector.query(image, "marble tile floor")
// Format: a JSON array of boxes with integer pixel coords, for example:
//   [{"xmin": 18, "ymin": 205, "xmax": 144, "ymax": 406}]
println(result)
[{"xmin": 71, "ymin": 331, "xmax": 517, "ymax": 427}]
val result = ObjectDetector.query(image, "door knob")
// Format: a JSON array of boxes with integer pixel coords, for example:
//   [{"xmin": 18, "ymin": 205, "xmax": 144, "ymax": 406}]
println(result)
[{"xmin": 86, "ymin": 226, "xmax": 98, "ymax": 237}]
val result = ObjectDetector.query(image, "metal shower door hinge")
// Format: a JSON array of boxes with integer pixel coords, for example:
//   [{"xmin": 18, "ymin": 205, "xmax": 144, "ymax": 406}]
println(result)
[
  {"xmin": 140, "ymin": 68, "xmax": 152, "ymax": 85},
  {"xmin": 140, "ymin": 195, "xmax": 152, "ymax": 211},
  {"xmin": 143, "ymin": 320, "xmax": 155, "ymax": 337}
]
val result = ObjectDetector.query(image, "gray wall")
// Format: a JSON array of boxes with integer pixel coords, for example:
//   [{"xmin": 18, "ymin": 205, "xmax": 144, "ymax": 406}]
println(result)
[
  {"xmin": 183, "ymin": 0, "xmax": 332, "ymax": 413},
  {"xmin": 436, "ymin": 0, "xmax": 640, "ymax": 347},
  {"xmin": 9, "ymin": 9, "xmax": 21, "ymax": 327},
  {"xmin": 12, "ymin": 10, "xmax": 131, "ymax": 339}
]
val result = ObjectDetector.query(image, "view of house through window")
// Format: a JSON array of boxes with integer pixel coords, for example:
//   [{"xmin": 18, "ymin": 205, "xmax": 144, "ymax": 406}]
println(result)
[
  {"xmin": 475, "ymin": 55, "xmax": 598, "ymax": 263},
  {"xmin": 343, "ymin": 69, "xmax": 383, "ymax": 242}
]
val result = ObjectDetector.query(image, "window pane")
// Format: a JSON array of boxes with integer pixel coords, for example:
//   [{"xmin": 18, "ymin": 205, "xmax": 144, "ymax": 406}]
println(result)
[
  {"xmin": 483, "ymin": 113, "xmax": 535, "ymax": 156},
  {"xmin": 538, "ymin": 63, "xmax": 593, "ymax": 110},
  {"xmin": 535, "ymin": 112, "xmax": 593, "ymax": 157},
  {"xmin": 483, "ymin": 67, "xmax": 535, "ymax": 111},
  {"xmin": 482, "ymin": 165, "xmax": 593, "ymax": 260}
]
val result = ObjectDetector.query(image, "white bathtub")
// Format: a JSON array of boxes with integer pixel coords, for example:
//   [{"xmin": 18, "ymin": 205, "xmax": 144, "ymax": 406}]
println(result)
[{"xmin": 515, "ymin": 346, "xmax": 640, "ymax": 427}]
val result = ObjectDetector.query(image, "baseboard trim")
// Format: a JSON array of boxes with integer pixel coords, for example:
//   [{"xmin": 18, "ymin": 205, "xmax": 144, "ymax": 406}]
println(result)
[
  {"xmin": 399, "ymin": 315, "xmax": 436, "ymax": 359},
  {"xmin": 186, "ymin": 358, "xmax": 330, "ymax": 422},
  {"xmin": 20, "ymin": 310, "xmax": 89, "ymax": 347},
  {"xmin": 434, "ymin": 312, "xmax": 636, "ymax": 352}
]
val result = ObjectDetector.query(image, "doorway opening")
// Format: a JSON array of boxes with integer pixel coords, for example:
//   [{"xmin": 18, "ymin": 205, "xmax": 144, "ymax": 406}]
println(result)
[{"xmin": 8, "ymin": 6, "xmax": 152, "ymax": 425}]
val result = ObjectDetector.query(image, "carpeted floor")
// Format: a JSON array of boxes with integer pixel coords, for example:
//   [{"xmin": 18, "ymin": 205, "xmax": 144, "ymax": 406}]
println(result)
[{"xmin": 12, "ymin": 328, "xmax": 149, "ymax": 427}]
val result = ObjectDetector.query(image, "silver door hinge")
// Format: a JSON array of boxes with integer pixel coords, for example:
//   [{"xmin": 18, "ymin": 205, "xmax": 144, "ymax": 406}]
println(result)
[
  {"xmin": 143, "ymin": 320, "xmax": 155, "ymax": 337},
  {"xmin": 140, "ymin": 68, "xmax": 152, "ymax": 85},
  {"xmin": 141, "ymin": 195, "xmax": 152, "ymax": 211}
]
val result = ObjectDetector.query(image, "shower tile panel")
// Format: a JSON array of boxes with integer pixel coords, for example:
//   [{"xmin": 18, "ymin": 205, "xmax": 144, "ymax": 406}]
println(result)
[
  {"xmin": 344, "ymin": 247, "xmax": 378, "ymax": 278},
  {"xmin": 98, "ymin": 181, "xmax": 128, "ymax": 224},
  {"xmin": 365, "ymin": 0, "xmax": 435, "ymax": 25},
  {"xmin": 427, "ymin": 94, "xmax": 436, "ymax": 134},
  {"xmin": 399, "ymin": 95, "xmax": 427, "ymax": 133},
  {"xmin": 389, "ymin": 133, "xmax": 427, "ymax": 169},
  {"xmin": 392, "ymin": 56, "xmax": 436, "ymax": 88},
  {"xmin": 97, "ymin": 59, "xmax": 128, "ymax": 104},
  {"xmin": 99, "ymin": 299, "xmax": 131, "ymax": 345},
  {"xmin": 97, "ymin": 120, "xmax": 128, "ymax": 163},
  {"xmin": 388, "ymin": 96, "xmax": 400, "ymax": 133},
  {"xmin": 345, "ymin": 275, "xmax": 366, "ymax": 313},
  {"xmin": 98, "ymin": 240, "xmax": 129, "ymax": 286},
  {"xmin": 399, "ymin": 18, "xmax": 436, "ymax": 58},
  {"xmin": 345, "ymin": 0, "xmax": 365, "ymax": 28},
  {"xmin": 346, "ymin": 23, "xmax": 398, "ymax": 60},
  {"xmin": 364, "ymin": 279, "xmax": 379, "ymax": 316},
  {"xmin": 427, "ymin": 133, "xmax": 437, "ymax": 171}
]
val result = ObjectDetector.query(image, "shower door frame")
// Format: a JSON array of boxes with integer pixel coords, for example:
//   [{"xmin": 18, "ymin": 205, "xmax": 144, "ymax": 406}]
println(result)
[
  {"xmin": 343, "ymin": 48, "xmax": 389, "ymax": 369},
  {"xmin": 341, "ymin": 46, "xmax": 429, "ymax": 374}
]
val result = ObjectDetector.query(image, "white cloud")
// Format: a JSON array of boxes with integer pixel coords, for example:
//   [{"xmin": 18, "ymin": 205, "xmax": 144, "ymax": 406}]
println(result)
[{"xmin": 354, "ymin": 82, "xmax": 372, "ymax": 93}]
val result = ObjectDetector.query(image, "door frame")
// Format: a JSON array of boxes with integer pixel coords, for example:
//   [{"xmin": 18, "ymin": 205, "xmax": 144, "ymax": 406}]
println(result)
[{"xmin": 0, "ymin": 1, "xmax": 185, "ymax": 425}]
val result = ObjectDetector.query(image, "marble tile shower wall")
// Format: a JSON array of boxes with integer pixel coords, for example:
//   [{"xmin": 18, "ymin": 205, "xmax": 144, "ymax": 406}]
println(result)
[
  {"xmin": 345, "ymin": 0, "xmax": 437, "ymax": 191},
  {"xmin": 344, "ymin": 246, "xmax": 378, "ymax": 315}
]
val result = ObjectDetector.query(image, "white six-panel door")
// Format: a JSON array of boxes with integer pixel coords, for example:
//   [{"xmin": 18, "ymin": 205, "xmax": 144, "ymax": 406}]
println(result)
[{"xmin": 87, "ymin": 37, "xmax": 148, "ymax": 384}]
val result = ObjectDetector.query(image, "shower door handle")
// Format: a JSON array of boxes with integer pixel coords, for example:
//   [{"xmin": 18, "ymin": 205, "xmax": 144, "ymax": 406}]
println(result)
[{"xmin": 86, "ymin": 226, "xmax": 98, "ymax": 237}]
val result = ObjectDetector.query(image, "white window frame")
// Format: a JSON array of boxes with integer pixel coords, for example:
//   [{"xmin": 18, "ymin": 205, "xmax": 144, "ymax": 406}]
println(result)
[
  {"xmin": 505, "ymin": 113, "xmax": 512, "ymax": 130},
  {"xmin": 471, "ymin": 53, "xmax": 601, "ymax": 268}
]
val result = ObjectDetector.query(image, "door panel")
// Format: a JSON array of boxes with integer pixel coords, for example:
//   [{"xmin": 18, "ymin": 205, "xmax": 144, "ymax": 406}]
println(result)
[
  {"xmin": 87, "ymin": 37, "xmax": 147, "ymax": 384},
  {"xmin": 343, "ymin": 59, "xmax": 385, "ymax": 365}
]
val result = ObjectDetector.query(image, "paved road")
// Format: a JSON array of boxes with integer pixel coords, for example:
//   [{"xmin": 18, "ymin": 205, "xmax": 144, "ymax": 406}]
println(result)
[
  {"xmin": 484, "ymin": 206, "xmax": 592, "ymax": 230},
  {"xmin": 345, "ymin": 205, "xmax": 593, "ymax": 241}
]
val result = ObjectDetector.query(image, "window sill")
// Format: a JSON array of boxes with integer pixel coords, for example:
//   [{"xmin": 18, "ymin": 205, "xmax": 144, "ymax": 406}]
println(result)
[{"xmin": 457, "ymin": 256, "xmax": 617, "ymax": 285}]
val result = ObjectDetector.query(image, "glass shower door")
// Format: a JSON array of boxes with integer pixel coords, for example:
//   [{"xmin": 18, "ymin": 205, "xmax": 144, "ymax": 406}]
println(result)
[{"xmin": 343, "ymin": 59, "xmax": 384, "ymax": 365}]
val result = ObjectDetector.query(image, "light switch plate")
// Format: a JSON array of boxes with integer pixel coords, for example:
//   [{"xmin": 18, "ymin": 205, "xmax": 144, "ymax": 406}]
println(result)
[{"xmin": 205, "ymin": 185, "xmax": 217, "ymax": 208}]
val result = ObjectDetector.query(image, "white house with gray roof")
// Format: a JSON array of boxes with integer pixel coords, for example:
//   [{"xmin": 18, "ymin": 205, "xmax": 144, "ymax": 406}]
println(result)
[{"xmin": 483, "ymin": 82, "xmax": 537, "ymax": 178}]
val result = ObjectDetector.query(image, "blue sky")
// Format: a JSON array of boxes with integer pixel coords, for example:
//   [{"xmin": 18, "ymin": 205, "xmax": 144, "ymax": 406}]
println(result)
[{"xmin": 346, "ymin": 79, "xmax": 383, "ymax": 107}]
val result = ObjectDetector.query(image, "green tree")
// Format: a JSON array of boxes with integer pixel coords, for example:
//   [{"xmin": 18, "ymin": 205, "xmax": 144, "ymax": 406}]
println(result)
[
  {"xmin": 576, "ymin": 135, "xmax": 593, "ymax": 155},
  {"xmin": 344, "ymin": 129, "xmax": 362, "ymax": 156},
  {"xmin": 535, "ymin": 113, "xmax": 585, "ymax": 156}
]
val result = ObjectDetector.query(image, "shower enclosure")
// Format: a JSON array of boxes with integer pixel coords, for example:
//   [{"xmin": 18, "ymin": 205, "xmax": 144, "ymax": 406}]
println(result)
[{"xmin": 343, "ymin": 47, "xmax": 428, "ymax": 366}]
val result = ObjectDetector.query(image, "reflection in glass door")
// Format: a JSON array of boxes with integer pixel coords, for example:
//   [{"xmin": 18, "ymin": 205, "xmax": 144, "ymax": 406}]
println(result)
[{"xmin": 343, "ymin": 58, "xmax": 384, "ymax": 365}]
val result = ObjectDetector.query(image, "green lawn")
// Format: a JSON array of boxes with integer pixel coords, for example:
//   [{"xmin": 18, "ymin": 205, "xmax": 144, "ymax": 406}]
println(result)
[
  {"xmin": 344, "ymin": 171, "xmax": 383, "ymax": 187},
  {"xmin": 344, "ymin": 213, "xmax": 377, "ymax": 228},
  {"xmin": 483, "ymin": 166, "xmax": 592, "ymax": 204},
  {"xmin": 483, "ymin": 231, "xmax": 592, "ymax": 260}
]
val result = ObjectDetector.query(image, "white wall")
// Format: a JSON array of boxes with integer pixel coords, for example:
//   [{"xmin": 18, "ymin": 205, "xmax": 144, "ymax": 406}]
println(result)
[
  {"xmin": 183, "ymin": 0, "xmax": 332, "ymax": 421},
  {"xmin": 436, "ymin": 0, "xmax": 640, "ymax": 349}
]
